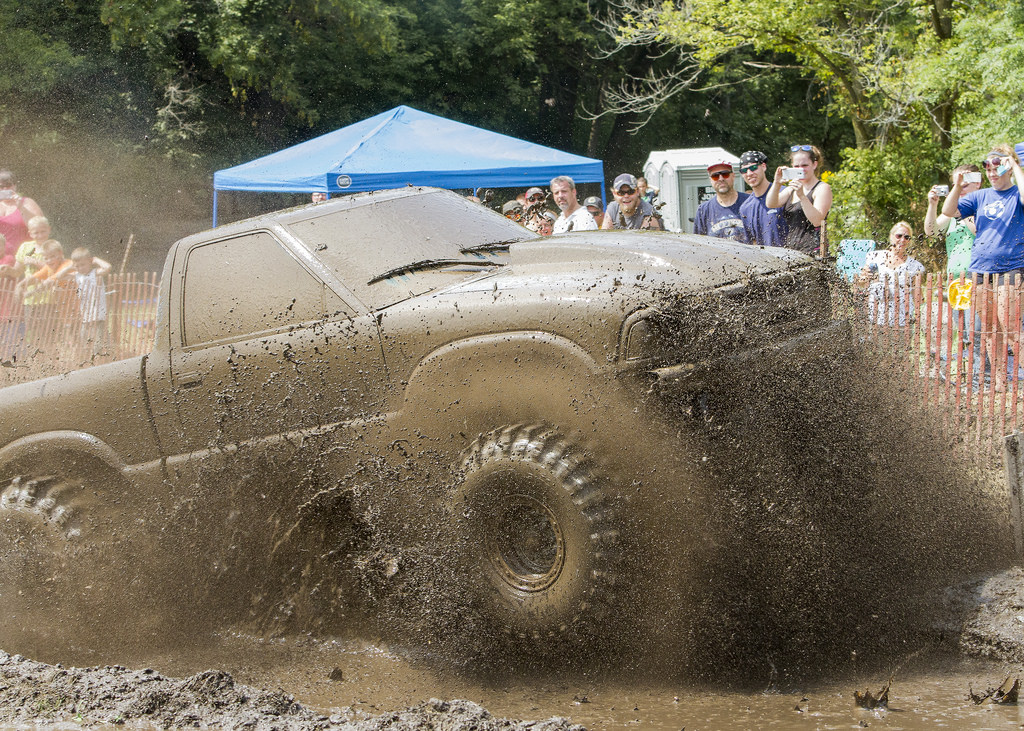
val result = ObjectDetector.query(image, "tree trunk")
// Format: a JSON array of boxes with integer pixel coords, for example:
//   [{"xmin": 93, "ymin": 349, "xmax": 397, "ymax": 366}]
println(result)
[
  {"xmin": 599, "ymin": 111, "xmax": 637, "ymax": 172},
  {"xmin": 586, "ymin": 83, "xmax": 607, "ymax": 158}
]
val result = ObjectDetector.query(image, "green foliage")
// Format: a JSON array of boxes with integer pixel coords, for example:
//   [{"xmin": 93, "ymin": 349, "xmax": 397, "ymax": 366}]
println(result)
[
  {"xmin": 944, "ymin": 5, "xmax": 1024, "ymax": 163},
  {"xmin": 0, "ymin": 1, "xmax": 115, "ymax": 107},
  {"xmin": 825, "ymin": 0, "xmax": 1024, "ymax": 269},
  {"xmin": 102, "ymin": 0, "xmax": 401, "ymax": 126},
  {"xmin": 7, "ymin": 0, "xmax": 1024, "ymax": 256},
  {"xmin": 635, "ymin": 0, "xmax": 926, "ymax": 146},
  {"xmin": 829, "ymin": 130, "xmax": 948, "ymax": 267}
]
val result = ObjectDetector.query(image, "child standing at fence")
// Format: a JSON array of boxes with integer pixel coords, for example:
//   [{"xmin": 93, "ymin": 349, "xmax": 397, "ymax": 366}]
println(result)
[
  {"xmin": 10, "ymin": 216, "xmax": 56, "ymax": 346},
  {"xmin": 62, "ymin": 247, "xmax": 111, "ymax": 359},
  {"xmin": 16, "ymin": 240, "xmax": 74, "ymax": 354}
]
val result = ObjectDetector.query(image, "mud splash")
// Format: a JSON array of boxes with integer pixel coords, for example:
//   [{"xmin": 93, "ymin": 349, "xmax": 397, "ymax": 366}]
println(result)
[{"xmin": 0, "ymin": 267, "xmax": 1014, "ymax": 691}]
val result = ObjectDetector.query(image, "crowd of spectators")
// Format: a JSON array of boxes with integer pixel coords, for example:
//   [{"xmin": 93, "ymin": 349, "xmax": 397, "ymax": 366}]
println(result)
[
  {"xmin": 501, "ymin": 172, "xmax": 665, "ymax": 235},
  {"xmin": 845, "ymin": 142, "xmax": 1024, "ymax": 393},
  {"xmin": 487, "ymin": 142, "xmax": 1024, "ymax": 396},
  {"xmin": 501, "ymin": 145, "xmax": 834, "ymax": 249},
  {"xmin": 0, "ymin": 169, "xmax": 112, "ymax": 362}
]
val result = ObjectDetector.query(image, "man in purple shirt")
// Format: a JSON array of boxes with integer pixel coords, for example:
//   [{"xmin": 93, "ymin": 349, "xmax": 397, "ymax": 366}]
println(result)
[
  {"xmin": 737, "ymin": 150, "xmax": 784, "ymax": 247},
  {"xmin": 694, "ymin": 161, "xmax": 751, "ymax": 243}
]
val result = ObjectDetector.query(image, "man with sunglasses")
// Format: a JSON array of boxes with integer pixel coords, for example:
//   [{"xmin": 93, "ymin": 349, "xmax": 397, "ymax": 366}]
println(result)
[
  {"xmin": 694, "ymin": 161, "xmax": 752, "ymax": 244},
  {"xmin": 942, "ymin": 147, "xmax": 1024, "ymax": 273},
  {"xmin": 737, "ymin": 150, "xmax": 784, "ymax": 247},
  {"xmin": 600, "ymin": 173, "xmax": 663, "ymax": 230},
  {"xmin": 942, "ymin": 144, "xmax": 1024, "ymax": 391},
  {"xmin": 521, "ymin": 187, "xmax": 548, "ymax": 233},
  {"xmin": 583, "ymin": 195, "xmax": 605, "ymax": 227}
]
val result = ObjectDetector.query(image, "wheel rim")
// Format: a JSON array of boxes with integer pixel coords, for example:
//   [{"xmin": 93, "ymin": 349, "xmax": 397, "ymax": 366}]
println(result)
[{"xmin": 488, "ymin": 494, "xmax": 565, "ymax": 593}]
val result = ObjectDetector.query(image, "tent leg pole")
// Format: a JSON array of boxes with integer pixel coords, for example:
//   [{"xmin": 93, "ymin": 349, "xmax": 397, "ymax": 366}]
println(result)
[{"xmin": 213, "ymin": 189, "xmax": 219, "ymax": 227}]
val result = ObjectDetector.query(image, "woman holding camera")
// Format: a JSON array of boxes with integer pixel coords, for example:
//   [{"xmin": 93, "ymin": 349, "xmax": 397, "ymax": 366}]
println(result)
[
  {"xmin": 924, "ymin": 164, "xmax": 981, "ymax": 279},
  {"xmin": 766, "ymin": 144, "xmax": 833, "ymax": 256}
]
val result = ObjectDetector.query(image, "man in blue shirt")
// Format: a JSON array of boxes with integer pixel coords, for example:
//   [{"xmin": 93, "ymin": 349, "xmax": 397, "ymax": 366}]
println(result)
[
  {"xmin": 944, "ymin": 147, "xmax": 1024, "ymax": 274},
  {"xmin": 942, "ymin": 144, "xmax": 1024, "ymax": 392},
  {"xmin": 694, "ymin": 161, "xmax": 751, "ymax": 243},
  {"xmin": 737, "ymin": 150, "xmax": 785, "ymax": 247}
]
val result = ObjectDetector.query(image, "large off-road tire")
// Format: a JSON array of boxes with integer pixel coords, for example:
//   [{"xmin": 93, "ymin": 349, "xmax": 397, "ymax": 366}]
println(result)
[
  {"xmin": 1, "ymin": 473, "xmax": 97, "ymax": 566},
  {"xmin": 453, "ymin": 424, "xmax": 622, "ymax": 657},
  {"xmin": 0, "ymin": 472, "xmax": 134, "ymax": 648}
]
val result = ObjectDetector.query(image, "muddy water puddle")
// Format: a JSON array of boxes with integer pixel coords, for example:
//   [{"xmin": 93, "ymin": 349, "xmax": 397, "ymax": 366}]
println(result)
[{"xmin": 15, "ymin": 632, "xmax": 1024, "ymax": 730}]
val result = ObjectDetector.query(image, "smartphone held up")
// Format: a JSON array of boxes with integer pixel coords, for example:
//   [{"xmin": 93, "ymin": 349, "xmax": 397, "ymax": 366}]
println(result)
[{"xmin": 782, "ymin": 167, "xmax": 805, "ymax": 182}]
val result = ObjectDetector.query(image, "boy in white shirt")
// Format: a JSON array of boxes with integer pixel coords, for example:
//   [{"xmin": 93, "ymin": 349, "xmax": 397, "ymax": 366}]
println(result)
[{"xmin": 63, "ymin": 247, "xmax": 112, "ymax": 358}]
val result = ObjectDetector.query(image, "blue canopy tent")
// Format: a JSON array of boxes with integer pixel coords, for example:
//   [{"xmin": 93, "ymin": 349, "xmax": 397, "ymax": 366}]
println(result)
[{"xmin": 212, "ymin": 105, "xmax": 605, "ymax": 225}]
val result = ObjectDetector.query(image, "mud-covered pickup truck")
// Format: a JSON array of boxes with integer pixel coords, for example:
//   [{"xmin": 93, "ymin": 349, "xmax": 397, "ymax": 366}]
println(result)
[{"xmin": 0, "ymin": 187, "xmax": 859, "ymax": 664}]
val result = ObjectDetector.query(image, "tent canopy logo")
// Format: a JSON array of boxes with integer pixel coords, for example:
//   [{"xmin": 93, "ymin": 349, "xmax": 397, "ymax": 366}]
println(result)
[{"xmin": 336, "ymin": 175, "xmax": 353, "ymax": 189}]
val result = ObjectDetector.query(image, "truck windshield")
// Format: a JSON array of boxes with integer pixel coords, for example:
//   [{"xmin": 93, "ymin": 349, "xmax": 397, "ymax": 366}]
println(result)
[{"xmin": 287, "ymin": 191, "xmax": 534, "ymax": 309}]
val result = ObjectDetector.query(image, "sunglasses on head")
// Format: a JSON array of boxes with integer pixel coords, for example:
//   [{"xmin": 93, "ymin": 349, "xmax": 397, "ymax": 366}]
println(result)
[
  {"xmin": 791, "ymin": 145, "xmax": 813, "ymax": 152},
  {"xmin": 709, "ymin": 170, "xmax": 732, "ymax": 180},
  {"xmin": 739, "ymin": 165, "xmax": 759, "ymax": 174}
]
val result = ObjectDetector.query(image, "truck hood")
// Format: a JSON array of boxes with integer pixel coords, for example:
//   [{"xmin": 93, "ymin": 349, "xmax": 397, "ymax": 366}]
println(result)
[
  {"xmin": 511, "ymin": 232, "xmax": 806, "ymax": 282},
  {"xmin": 439, "ymin": 232, "xmax": 811, "ymax": 303}
]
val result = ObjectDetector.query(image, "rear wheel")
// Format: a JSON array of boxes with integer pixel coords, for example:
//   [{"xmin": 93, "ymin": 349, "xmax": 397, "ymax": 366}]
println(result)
[
  {"xmin": 453, "ymin": 424, "xmax": 623, "ymax": 658},
  {"xmin": 0, "ymin": 471, "xmax": 139, "ymax": 648},
  {"xmin": 1, "ymin": 473, "xmax": 98, "ymax": 572}
]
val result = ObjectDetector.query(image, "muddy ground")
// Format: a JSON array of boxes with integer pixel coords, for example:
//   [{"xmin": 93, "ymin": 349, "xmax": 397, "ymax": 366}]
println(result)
[
  {"xmin": 1, "ymin": 567, "xmax": 1023, "ymax": 730},
  {"xmin": 0, "ymin": 650, "xmax": 583, "ymax": 730}
]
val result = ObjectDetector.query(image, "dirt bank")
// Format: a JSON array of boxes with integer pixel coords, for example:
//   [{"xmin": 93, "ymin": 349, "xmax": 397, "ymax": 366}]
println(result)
[
  {"xmin": 0, "ymin": 651, "xmax": 584, "ymax": 730},
  {"xmin": 947, "ymin": 566, "xmax": 1024, "ymax": 663}
]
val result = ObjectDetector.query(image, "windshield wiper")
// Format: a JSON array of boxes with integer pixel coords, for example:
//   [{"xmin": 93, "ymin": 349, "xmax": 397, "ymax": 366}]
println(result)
[
  {"xmin": 367, "ymin": 258, "xmax": 501, "ymax": 285},
  {"xmin": 460, "ymin": 239, "xmax": 524, "ymax": 254}
]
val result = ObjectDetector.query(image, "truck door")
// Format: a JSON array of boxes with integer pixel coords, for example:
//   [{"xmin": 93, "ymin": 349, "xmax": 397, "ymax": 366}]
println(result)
[{"xmin": 159, "ymin": 231, "xmax": 387, "ymax": 456}]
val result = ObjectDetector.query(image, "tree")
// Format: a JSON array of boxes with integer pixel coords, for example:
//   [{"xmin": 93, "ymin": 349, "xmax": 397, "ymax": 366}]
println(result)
[{"xmin": 609, "ymin": 0, "xmax": 936, "ymax": 149}]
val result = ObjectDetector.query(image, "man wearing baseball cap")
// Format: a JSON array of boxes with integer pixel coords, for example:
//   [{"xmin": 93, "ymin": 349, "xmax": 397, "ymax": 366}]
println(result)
[
  {"xmin": 737, "ymin": 150, "xmax": 785, "ymax": 246},
  {"xmin": 600, "ymin": 173, "xmax": 662, "ymax": 230},
  {"xmin": 583, "ymin": 196, "xmax": 605, "ymax": 227},
  {"xmin": 694, "ymin": 160, "xmax": 752, "ymax": 244},
  {"xmin": 522, "ymin": 186, "xmax": 547, "ymax": 232},
  {"xmin": 502, "ymin": 200, "xmax": 524, "ymax": 222}
]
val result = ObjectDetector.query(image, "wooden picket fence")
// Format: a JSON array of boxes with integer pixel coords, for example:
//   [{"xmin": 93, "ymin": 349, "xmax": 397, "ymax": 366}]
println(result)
[
  {"xmin": 852, "ymin": 271, "xmax": 1024, "ymax": 458},
  {"xmin": 0, "ymin": 273, "xmax": 160, "ymax": 382}
]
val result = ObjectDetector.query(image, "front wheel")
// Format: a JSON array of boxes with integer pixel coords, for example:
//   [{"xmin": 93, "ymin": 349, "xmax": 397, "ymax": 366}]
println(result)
[{"xmin": 453, "ymin": 424, "xmax": 623, "ymax": 658}]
